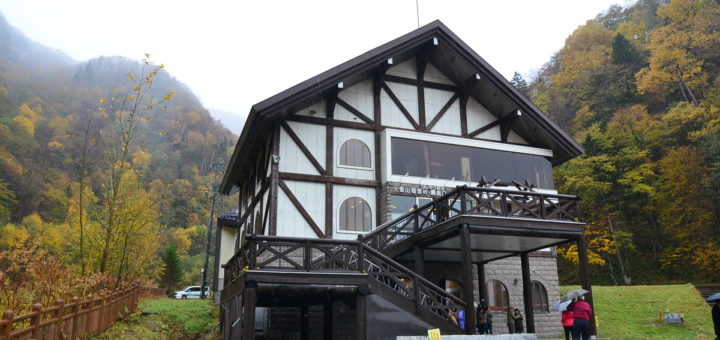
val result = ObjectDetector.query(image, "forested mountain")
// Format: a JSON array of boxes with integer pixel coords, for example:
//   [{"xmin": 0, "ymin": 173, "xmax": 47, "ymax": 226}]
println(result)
[
  {"xmin": 0, "ymin": 12, "xmax": 237, "ymax": 297},
  {"xmin": 526, "ymin": 0, "xmax": 720, "ymax": 284}
]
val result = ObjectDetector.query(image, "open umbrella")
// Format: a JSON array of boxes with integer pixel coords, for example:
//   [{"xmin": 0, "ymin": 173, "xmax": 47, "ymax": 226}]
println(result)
[
  {"xmin": 706, "ymin": 293, "xmax": 720, "ymax": 302},
  {"xmin": 565, "ymin": 289, "xmax": 589, "ymax": 300},
  {"xmin": 551, "ymin": 300, "xmax": 572, "ymax": 312}
]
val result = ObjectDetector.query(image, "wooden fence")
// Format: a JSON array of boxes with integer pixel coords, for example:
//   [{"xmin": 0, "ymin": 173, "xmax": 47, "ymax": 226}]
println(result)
[{"xmin": 0, "ymin": 286, "xmax": 164, "ymax": 340}]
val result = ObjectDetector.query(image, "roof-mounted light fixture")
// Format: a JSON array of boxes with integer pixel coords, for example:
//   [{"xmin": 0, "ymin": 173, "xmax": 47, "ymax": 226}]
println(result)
[
  {"xmin": 433, "ymin": 37, "xmax": 439, "ymax": 45},
  {"xmin": 475, "ymin": 73, "xmax": 481, "ymax": 80},
  {"xmin": 337, "ymin": 81, "xmax": 344, "ymax": 89},
  {"xmin": 387, "ymin": 58, "xmax": 394, "ymax": 65}
]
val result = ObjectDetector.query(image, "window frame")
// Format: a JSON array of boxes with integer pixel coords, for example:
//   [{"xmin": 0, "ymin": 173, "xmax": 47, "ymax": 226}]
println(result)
[
  {"xmin": 531, "ymin": 280, "xmax": 549, "ymax": 313},
  {"xmin": 337, "ymin": 138, "xmax": 373, "ymax": 170},
  {"xmin": 337, "ymin": 195, "xmax": 374, "ymax": 234},
  {"xmin": 486, "ymin": 279, "xmax": 510, "ymax": 312}
]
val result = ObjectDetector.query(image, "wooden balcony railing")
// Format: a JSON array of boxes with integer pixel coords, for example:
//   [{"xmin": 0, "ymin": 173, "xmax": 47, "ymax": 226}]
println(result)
[
  {"xmin": 361, "ymin": 185, "xmax": 581, "ymax": 251},
  {"xmin": 223, "ymin": 235, "xmax": 465, "ymax": 328}
]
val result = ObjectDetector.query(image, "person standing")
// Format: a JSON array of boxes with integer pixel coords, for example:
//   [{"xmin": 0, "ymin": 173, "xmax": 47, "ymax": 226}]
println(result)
[
  {"xmin": 713, "ymin": 299, "xmax": 720, "ymax": 340},
  {"xmin": 513, "ymin": 308, "xmax": 524, "ymax": 333},
  {"xmin": 506, "ymin": 307, "xmax": 516, "ymax": 334},
  {"xmin": 476, "ymin": 306, "xmax": 488, "ymax": 334},
  {"xmin": 568, "ymin": 296, "xmax": 592, "ymax": 340},
  {"xmin": 487, "ymin": 310, "xmax": 494, "ymax": 334},
  {"xmin": 562, "ymin": 304, "xmax": 575, "ymax": 340}
]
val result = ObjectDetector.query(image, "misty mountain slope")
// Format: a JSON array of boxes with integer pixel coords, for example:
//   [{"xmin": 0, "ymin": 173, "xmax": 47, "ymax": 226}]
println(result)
[
  {"xmin": 0, "ymin": 12, "xmax": 73, "ymax": 68},
  {"xmin": 0, "ymin": 13, "xmax": 237, "ymax": 232}
]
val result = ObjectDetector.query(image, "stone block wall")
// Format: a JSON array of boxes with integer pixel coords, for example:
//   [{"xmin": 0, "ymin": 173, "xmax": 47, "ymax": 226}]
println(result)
[{"xmin": 480, "ymin": 256, "xmax": 563, "ymax": 338}]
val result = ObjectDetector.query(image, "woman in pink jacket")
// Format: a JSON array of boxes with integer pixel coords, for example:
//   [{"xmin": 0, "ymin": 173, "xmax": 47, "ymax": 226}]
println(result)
[{"xmin": 561, "ymin": 308, "xmax": 574, "ymax": 340}]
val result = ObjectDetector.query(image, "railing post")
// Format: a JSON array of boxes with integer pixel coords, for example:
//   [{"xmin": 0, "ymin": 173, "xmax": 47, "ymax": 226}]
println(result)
[
  {"xmin": 30, "ymin": 303, "xmax": 42, "ymax": 340},
  {"xmin": 459, "ymin": 187, "xmax": 467, "ymax": 214},
  {"xmin": 540, "ymin": 194, "xmax": 546, "ymax": 219},
  {"xmin": 304, "ymin": 240, "xmax": 312, "ymax": 271},
  {"xmin": 53, "ymin": 299, "xmax": 64, "ymax": 339},
  {"xmin": 83, "ymin": 294, "xmax": 92, "ymax": 336},
  {"xmin": 500, "ymin": 192, "xmax": 508, "ymax": 217},
  {"xmin": 248, "ymin": 235, "xmax": 257, "ymax": 269},
  {"xmin": 356, "ymin": 236, "xmax": 365, "ymax": 272},
  {"xmin": 2, "ymin": 310, "xmax": 13, "ymax": 339},
  {"xmin": 71, "ymin": 296, "xmax": 80, "ymax": 340},
  {"xmin": 413, "ymin": 273, "xmax": 421, "ymax": 315},
  {"xmin": 412, "ymin": 205, "xmax": 419, "ymax": 233},
  {"xmin": 95, "ymin": 293, "xmax": 104, "ymax": 333}
]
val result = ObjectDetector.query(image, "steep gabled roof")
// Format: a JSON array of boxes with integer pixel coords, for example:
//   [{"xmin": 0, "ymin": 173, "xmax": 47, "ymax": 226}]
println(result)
[{"xmin": 221, "ymin": 20, "xmax": 583, "ymax": 194}]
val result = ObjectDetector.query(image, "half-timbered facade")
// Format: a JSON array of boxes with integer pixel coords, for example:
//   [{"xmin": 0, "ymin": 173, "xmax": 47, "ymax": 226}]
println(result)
[{"xmin": 216, "ymin": 21, "xmax": 594, "ymax": 339}]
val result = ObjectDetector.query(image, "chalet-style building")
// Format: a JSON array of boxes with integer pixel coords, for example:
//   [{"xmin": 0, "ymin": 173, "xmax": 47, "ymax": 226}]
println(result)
[{"xmin": 216, "ymin": 21, "xmax": 595, "ymax": 339}]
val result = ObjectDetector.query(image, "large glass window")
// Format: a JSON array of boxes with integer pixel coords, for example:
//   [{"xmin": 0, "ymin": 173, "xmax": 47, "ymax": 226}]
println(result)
[
  {"xmin": 391, "ymin": 137, "xmax": 554, "ymax": 189},
  {"xmin": 486, "ymin": 280, "xmax": 510, "ymax": 311},
  {"xmin": 339, "ymin": 197, "xmax": 372, "ymax": 232},
  {"xmin": 339, "ymin": 139, "xmax": 371, "ymax": 168},
  {"xmin": 531, "ymin": 281, "xmax": 549, "ymax": 313},
  {"xmin": 390, "ymin": 195, "xmax": 417, "ymax": 220}
]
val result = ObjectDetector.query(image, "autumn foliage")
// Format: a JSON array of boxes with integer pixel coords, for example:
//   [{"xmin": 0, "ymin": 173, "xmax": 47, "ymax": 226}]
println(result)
[{"xmin": 529, "ymin": 0, "xmax": 720, "ymax": 284}]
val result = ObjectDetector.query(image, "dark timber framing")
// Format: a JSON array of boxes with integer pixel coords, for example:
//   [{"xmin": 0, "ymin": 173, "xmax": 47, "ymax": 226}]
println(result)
[{"xmin": 218, "ymin": 20, "xmax": 592, "ymax": 340}]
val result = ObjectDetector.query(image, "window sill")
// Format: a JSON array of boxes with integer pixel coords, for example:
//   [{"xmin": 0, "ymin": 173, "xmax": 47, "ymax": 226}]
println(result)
[{"xmin": 338, "ymin": 164, "xmax": 374, "ymax": 171}]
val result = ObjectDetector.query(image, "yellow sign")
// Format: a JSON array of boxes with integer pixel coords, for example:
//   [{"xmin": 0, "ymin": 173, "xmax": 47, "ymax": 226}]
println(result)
[{"xmin": 427, "ymin": 328, "xmax": 441, "ymax": 340}]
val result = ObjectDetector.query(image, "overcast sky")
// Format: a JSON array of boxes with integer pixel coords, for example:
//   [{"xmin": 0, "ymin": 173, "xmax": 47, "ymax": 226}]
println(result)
[{"xmin": 0, "ymin": 0, "xmax": 628, "ymax": 117}]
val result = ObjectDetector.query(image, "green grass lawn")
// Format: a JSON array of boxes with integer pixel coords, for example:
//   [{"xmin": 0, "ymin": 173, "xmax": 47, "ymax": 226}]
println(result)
[
  {"xmin": 92, "ymin": 297, "xmax": 219, "ymax": 340},
  {"xmin": 560, "ymin": 284, "xmax": 715, "ymax": 340}
]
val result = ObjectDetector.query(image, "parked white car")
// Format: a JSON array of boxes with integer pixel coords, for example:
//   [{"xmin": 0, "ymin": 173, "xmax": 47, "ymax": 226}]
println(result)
[{"xmin": 174, "ymin": 286, "xmax": 209, "ymax": 299}]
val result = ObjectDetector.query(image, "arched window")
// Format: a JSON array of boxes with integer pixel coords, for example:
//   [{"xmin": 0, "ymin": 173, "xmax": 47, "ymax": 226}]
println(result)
[
  {"xmin": 339, "ymin": 139, "xmax": 371, "ymax": 168},
  {"xmin": 531, "ymin": 280, "xmax": 549, "ymax": 312},
  {"xmin": 339, "ymin": 197, "xmax": 372, "ymax": 232},
  {"xmin": 486, "ymin": 280, "xmax": 510, "ymax": 311}
]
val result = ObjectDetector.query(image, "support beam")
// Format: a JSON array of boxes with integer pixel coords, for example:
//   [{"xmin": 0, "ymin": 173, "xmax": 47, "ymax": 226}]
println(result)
[
  {"xmin": 417, "ymin": 54, "xmax": 427, "ymax": 131},
  {"xmin": 242, "ymin": 286, "xmax": 257, "ymax": 340},
  {"xmin": 459, "ymin": 93, "xmax": 469, "ymax": 137},
  {"xmin": 521, "ymin": 253, "xmax": 535, "ymax": 333},
  {"xmin": 300, "ymin": 305, "xmax": 309, "ymax": 340},
  {"xmin": 381, "ymin": 81, "xmax": 420, "ymax": 130},
  {"xmin": 323, "ymin": 301, "xmax": 333, "ymax": 340},
  {"xmin": 476, "ymin": 263, "xmax": 486, "ymax": 306},
  {"xmin": 269, "ymin": 125, "xmax": 280, "ymax": 236},
  {"xmin": 278, "ymin": 179, "xmax": 325, "ymax": 238},
  {"xmin": 459, "ymin": 224, "xmax": 476, "ymax": 334},
  {"xmin": 326, "ymin": 96, "xmax": 334, "ymax": 239},
  {"xmin": 578, "ymin": 235, "xmax": 597, "ymax": 336},
  {"xmin": 281, "ymin": 122, "xmax": 326, "ymax": 175},
  {"xmin": 413, "ymin": 245, "xmax": 425, "ymax": 277},
  {"xmin": 356, "ymin": 295, "xmax": 367, "ymax": 340}
]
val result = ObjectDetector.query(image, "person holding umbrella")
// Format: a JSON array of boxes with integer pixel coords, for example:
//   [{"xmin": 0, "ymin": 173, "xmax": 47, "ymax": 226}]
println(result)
[
  {"xmin": 566, "ymin": 289, "xmax": 592, "ymax": 340},
  {"xmin": 707, "ymin": 293, "xmax": 720, "ymax": 340},
  {"xmin": 562, "ymin": 300, "xmax": 575, "ymax": 340},
  {"xmin": 551, "ymin": 299, "xmax": 574, "ymax": 340}
]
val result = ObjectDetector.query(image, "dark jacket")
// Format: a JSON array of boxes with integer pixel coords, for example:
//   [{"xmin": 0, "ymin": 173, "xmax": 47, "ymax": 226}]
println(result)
[{"xmin": 713, "ymin": 304, "xmax": 720, "ymax": 336}]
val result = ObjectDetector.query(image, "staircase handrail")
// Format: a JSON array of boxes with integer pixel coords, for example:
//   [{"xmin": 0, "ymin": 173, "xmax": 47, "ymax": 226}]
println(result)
[{"xmin": 360, "ymin": 185, "xmax": 581, "ymax": 251}]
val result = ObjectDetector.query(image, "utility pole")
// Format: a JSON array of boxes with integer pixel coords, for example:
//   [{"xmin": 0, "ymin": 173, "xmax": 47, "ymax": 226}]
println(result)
[{"xmin": 201, "ymin": 163, "xmax": 223, "ymax": 299}]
